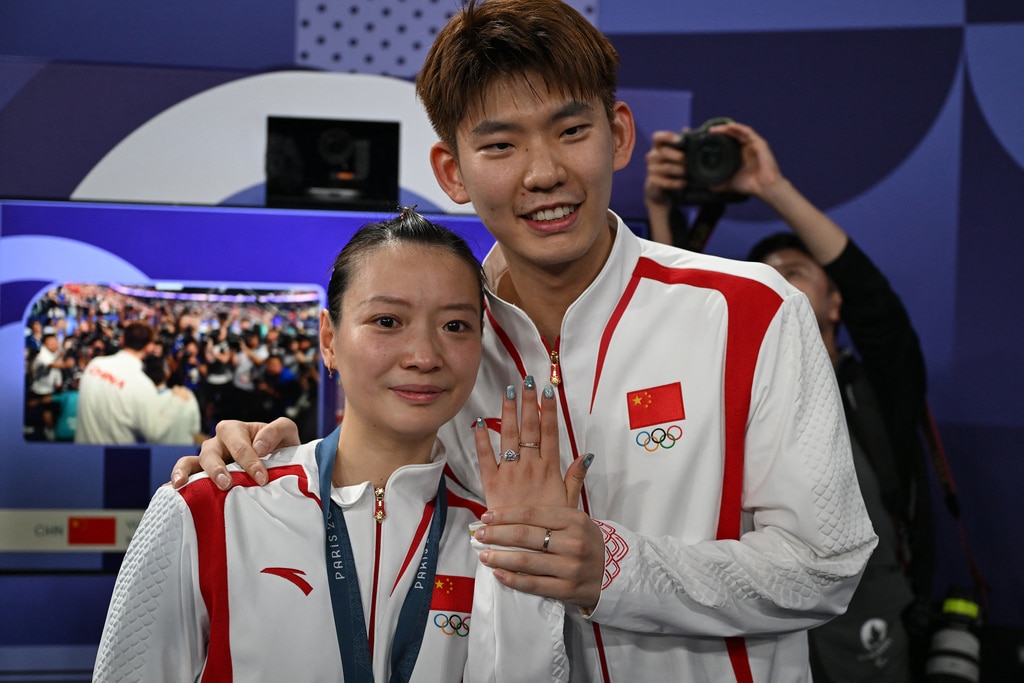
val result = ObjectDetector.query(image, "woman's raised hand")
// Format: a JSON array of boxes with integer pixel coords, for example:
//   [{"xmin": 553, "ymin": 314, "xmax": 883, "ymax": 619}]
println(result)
[{"xmin": 474, "ymin": 376, "xmax": 590, "ymax": 510}]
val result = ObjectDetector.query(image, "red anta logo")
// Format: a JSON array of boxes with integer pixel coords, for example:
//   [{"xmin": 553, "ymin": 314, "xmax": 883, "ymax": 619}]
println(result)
[{"xmin": 261, "ymin": 567, "xmax": 314, "ymax": 595}]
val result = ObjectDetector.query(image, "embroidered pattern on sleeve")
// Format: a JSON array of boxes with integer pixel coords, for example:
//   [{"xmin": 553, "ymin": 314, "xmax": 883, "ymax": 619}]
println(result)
[{"xmin": 596, "ymin": 520, "xmax": 629, "ymax": 589}]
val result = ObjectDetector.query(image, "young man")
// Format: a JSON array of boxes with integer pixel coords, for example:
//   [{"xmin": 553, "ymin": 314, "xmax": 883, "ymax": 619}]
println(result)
[
  {"xmin": 76, "ymin": 321, "xmax": 191, "ymax": 444},
  {"xmin": 178, "ymin": 2, "xmax": 876, "ymax": 680}
]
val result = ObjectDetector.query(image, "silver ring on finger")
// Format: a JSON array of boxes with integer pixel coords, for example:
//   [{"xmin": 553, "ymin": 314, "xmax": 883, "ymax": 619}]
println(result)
[
  {"xmin": 502, "ymin": 448, "xmax": 520, "ymax": 462},
  {"xmin": 542, "ymin": 528, "xmax": 552, "ymax": 552}
]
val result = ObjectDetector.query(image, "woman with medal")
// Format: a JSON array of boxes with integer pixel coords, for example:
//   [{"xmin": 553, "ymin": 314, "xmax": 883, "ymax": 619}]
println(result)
[{"xmin": 93, "ymin": 209, "xmax": 588, "ymax": 682}]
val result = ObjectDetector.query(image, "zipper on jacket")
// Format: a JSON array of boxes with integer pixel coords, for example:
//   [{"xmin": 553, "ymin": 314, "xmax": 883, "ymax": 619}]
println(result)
[
  {"xmin": 373, "ymin": 486, "xmax": 386, "ymax": 523},
  {"xmin": 548, "ymin": 348, "xmax": 561, "ymax": 386},
  {"xmin": 368, "ymin": 486, "xmax": 386, "ymax": 656}
]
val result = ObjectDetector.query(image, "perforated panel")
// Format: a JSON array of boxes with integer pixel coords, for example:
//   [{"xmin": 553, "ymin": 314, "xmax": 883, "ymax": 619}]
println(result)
[{"xmin": 295, "ymin": 0, "xmax": 599, "ymax": 77}]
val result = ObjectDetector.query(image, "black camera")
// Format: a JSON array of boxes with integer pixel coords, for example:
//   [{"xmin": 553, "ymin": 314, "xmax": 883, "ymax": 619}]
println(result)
[{"xmin": 671, "ymin": 117, "xmax": 745, "ymax": 205}]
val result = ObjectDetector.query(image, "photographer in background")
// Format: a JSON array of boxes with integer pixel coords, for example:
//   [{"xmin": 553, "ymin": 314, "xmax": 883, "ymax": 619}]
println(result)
[
  {"xmin": 229, "ymin": 329, "xmax": 268, "ymax": 422},
  {"xmin": 202, "ymin": 316, "xmax": 235, "ymax": 431},
  {"xmin": 646, "ymin": 121, "xmax": 933, "ymax": 681},
  {"xmin": 26, "ymin": 332, "xmax": 73, "ymax": 441}
]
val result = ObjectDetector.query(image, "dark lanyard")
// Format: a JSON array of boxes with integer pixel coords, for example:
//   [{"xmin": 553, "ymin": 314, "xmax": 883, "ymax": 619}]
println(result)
[{"xmin": 315, "ymin": 426, "xmax": 447, "ymax": 683}]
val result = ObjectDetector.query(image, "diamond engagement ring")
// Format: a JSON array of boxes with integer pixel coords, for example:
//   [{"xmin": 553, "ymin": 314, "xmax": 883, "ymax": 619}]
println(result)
[{"xmin": 502, "ymin": 449, "xmax": 520, "ymax": 462}]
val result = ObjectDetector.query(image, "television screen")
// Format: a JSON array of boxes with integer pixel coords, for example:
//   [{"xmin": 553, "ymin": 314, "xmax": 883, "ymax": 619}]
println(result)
[
  {"xmin": 0, "ymin": 199, "xmax": 494, "ymax": 570},
  {"xmin": 24, "ymin": 281, "xmax": 324, "ymax": 447},
  {"xmin": 266, "ymin": 116, "xmax": 401, "ymax": 212}
]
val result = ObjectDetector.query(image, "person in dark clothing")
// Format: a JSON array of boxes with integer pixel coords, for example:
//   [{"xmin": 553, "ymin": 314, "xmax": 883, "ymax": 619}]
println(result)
[
  {"xmin": 646, "ymin": 120, "xmax": 933, "ymax": 682},
  {"xmin": 253, "ymin": 353, "xmax": 300, "ymax": 423}
]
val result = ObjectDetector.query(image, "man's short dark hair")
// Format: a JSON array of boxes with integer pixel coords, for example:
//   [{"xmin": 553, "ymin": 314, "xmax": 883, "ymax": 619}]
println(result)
[
  {"xmin": 143, "ymin": 355, "xmax": 167, "ymax": 386},
  {"xmin": 746, "ymin": 231, "xmax": 811, "ymax": 263},
  {"xmin": 122, "ymin": 322, "xmax": 155, "ymax": 351},
  {"xmin": 416, "ymin": 0, "xmax": 620, "ymax": 152}
]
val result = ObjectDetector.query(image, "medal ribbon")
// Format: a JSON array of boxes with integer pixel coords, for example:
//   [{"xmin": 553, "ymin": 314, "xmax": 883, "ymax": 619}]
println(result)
[{"xmin": 316, "ymin": 426, "xmax": 447, "ymax": 682}]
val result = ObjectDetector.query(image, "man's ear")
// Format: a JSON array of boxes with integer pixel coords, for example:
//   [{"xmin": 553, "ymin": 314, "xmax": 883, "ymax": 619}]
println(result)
[
  {"xmin": 430, "ymin": 142, "xmax": 471, "ymax": 205},
  {"xmin": 827, "ymin": 287, "xmax": 843, "ymax": 326},
  {"xmin": 610, "ymin": 101, "xmax": 637, "ymax": 172}
]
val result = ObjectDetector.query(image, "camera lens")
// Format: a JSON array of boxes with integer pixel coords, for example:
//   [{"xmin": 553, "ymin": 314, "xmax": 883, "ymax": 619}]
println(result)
[
  {"xmin": 697, "ymin": 144, "xmax": 727, "ymax": 177},
  {"xmin": 688, "ymin": 134, "xmax": 741, "ymax": 186},
  {"xmin": 926, "ymin": 593, "xmax": 981, "ymax": 682},
  {"xmin": 671, "ymin": 117, "xmax": 748, "ymax": 205}
]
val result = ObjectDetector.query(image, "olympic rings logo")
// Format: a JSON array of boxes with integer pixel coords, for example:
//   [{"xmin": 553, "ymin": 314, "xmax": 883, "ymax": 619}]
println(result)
[
  {"xmin": 433, "ymin": 613, "xmax": 471, "ymax": 637},
  {"xmin": 635, "ymin": 425, "xmax": 682, "ymax": 452}
]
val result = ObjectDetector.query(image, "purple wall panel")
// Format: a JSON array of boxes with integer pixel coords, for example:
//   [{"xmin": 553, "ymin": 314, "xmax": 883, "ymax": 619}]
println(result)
[{"xmin": 0, "ymin": 3, "xmax": 1022, "ymax": 677}]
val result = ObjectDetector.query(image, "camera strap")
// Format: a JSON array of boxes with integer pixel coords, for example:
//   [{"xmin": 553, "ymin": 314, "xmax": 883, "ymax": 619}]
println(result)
[
  {"xmin": 920, "ymin": 402, "xmax": 990, "ymax": 615},
  {"xmin": 668, "ymin": 201, "xmax": 726, "ymax": 252}
]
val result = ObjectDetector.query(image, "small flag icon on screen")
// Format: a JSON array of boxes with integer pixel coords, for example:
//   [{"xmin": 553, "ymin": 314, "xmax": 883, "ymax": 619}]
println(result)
[{"xmin": 67, "ymin": 516, "xmax": 117, "ymax": 545}]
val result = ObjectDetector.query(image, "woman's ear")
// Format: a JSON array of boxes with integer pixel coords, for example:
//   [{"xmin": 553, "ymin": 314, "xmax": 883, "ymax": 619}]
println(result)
[
  {"xmin": 318, "ymin": 308, "xmax": 336, "ymax": 371},
  {"xmin": 430, "ymin": 142, "xmax": 471, "ymax": 205}
]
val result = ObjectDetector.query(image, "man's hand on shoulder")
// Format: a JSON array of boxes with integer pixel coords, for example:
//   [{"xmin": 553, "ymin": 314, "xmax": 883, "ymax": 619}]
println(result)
[{"xmin": 170, "ymin": 417, "xmax": 300, "ymax": 490}]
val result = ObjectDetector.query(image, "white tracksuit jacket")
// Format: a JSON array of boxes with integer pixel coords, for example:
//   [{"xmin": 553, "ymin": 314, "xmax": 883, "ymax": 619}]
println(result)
[
  {"xmin": 76, "ymin": 351, "xmax": 170, "ymax": 444},
  {"xmin": 437, "ymin": 212, "xmax": 878, "ymax": 682},
  {"xmin": 93, "ymin": 439, "xmax": 568, "ymax": 682}
]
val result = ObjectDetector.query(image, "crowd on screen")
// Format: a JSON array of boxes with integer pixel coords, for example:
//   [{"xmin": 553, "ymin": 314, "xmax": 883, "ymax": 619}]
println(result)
[{"xmin": 24, "ymin": 284, "xmax": 322, "ymax": 444}]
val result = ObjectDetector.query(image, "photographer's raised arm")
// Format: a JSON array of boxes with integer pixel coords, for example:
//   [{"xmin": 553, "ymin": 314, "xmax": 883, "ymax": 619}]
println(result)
[
  {"xmin": 643, "ymin": 130, "xmax": 688, "ymax": 245},
  {"xmin": 717, "ymin": 122, "xmax": 848, "ymax": 265},
  {"xmin": 170, "ymin": 417, "xmax": 299, "ymax": 489},
  {"xmin": 643, "ymin": 121, "xmax": 849, "ymax": 263}
]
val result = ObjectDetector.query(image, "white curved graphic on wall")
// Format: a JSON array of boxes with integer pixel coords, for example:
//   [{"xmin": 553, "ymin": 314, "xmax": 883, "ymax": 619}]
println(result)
[
  {"xmin": 71, "ymin": 71, "xmax": 463, "ymax": 213},
  {"xmin": 966, "ymin": 24, "xmax": 1024, "ymax": 172},
  {"xmin": 0, "ymin": 235, "xmax": 148, "ymax": 296},
  {"xmin": 0, "ymin": 235, "xmax": 148, "ymax": 444}
]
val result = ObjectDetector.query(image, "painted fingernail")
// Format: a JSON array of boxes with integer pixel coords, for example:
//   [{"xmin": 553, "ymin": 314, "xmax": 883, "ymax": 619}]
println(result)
[
  {"xmin": 524, "ymin": 374, "xmax": 535, "ymax": 390},
  {"xmin": 506, "ymin": 384, "xmax": 516, "ymax": 400},
  {"xmin": 582, "ymin": 452, "xmax": 595, "ymax": 469},
  {"xmin": 476, "ymin": 417, "xmax": 486, "ymax": 429},
  {"xmin": 543, "ymin": 384, "xmax": 555, "ymax": 399}
]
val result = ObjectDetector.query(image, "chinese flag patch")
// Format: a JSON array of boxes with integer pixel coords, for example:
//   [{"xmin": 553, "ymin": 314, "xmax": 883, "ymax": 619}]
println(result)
[
  {"xmin": 431, "ymin": 574, "xmax": 474, "ymax": 613},
  {"xmin": 626, "ymin": 382, "xmax": 685, "ymax": 430},
  {"xmin": 67, "ymin": 516, "xmax": 117, "ymax": 545}
]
